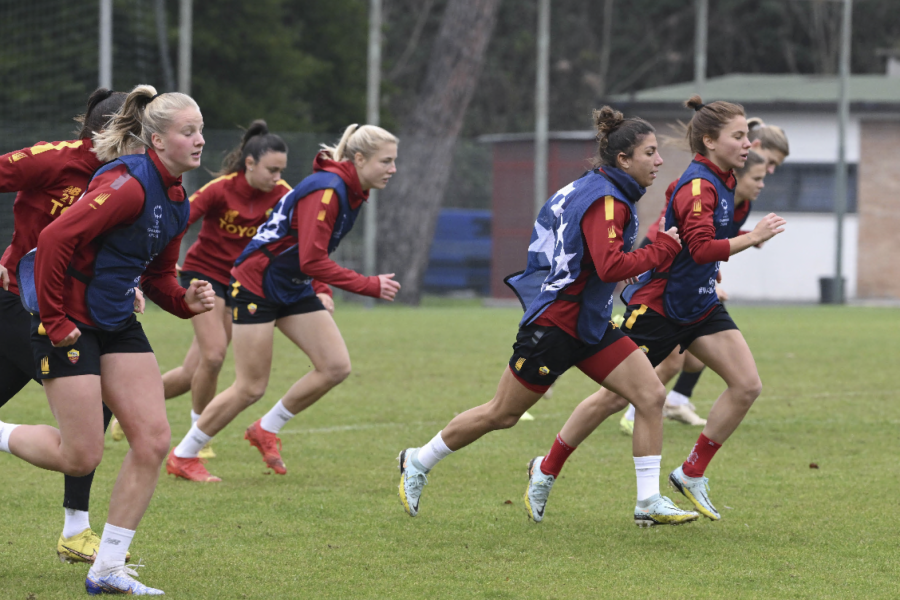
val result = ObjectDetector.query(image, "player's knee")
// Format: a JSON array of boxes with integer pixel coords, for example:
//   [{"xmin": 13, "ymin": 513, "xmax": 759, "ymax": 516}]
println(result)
[
  {"xmin": 731, "ymin": 375, "xmax": 762, "ymax": 407},
  {"xmin": 237, "ymin": 382, "xmax": 267, "ymax": 406},
  {"xmin": 65, "ymin": 448, "xmax": 103, "ymax": 477},
  {"xmin": 129, "ymin": 423, "xmax": 171, "ymax": 464},
  {"xmin": 636, "ymin": 381, "xmax": 666, "ymax": 411},
  {"xmin": 321, "ymin": 360, "xmax": 351, "ymax": 387},
  {"xmin": 199, "ymin": 347, "xmax": 227, "ymax": 372}
]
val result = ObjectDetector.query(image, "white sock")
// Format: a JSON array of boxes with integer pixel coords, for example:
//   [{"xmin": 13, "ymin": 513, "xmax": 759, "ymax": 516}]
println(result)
[
  {"xmin": 634, "ymin": 455, "xmax": 662, "ymax": 502},
  {"xmin": 416, "ymin": 431, "xmax": 453, "ymax": 470},
  {"xmin": 0, "ymin": 421, "xmax": 20, "ymax": 453},
  {"xmin": 91, "ymin": 523, "xmax": 135, "ymax": 574},
  {"xmin": 190, "ymin": 410, "xmax": 201, "ymax": 424},
  {"xmin": 624, "ymin": 404, "xmax": 636, "ymax": 422},
  {"xmin": 173, "ymin": 423, "xmax": 212, "ymax": 458},
  {"xmin": 63, "ymin": 508, "xmax": 91, "ymax": 539},
  {"xmin": 259, "ymin": 399, "xmax": 295, "ymax": 434},
  {"xmin": 666, "ymin": 390, "xmax": 690, "ymax": 406}
]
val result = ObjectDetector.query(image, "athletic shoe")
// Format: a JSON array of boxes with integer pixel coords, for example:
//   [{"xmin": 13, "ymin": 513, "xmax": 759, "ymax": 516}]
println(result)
[
  {"xmin": 57, "ymin": 528, "xmax": 100, "ymax": 564},
  {"xmin": 619, "ymin": 414, "xmax": 634, "ymax": 436},
  {"xmin": 198, "ymin": 442, "xmax": 216, "ymax": 459},
  {"xmin": 398, "ymin": 448, "xmax": 428, "ymax": 517},
  {"xmin": 634, "ymin": 493, "xmax": 699, "ymax": 527},
  {"xmin": 523, "ymin": 456, "xmax": 555, "ymax": 523},
  {"xmin": 165, "ymin": 448, "xmax": 221, "ymax": 482},
  {"xmin": 663, "ymin": 402, "xmax": 707, "ymax": 426},
  {"xmin": 245, "ymin": 420, "xmax": 287, "ymax": 475},
  {"xmin": 110, "ymin": 418, "xmax": 125, "ymax": 442},
  {"xmin": 668, "ymin": 465, "xmax": 720, "ymax": 520},
  {"xmin": 86, "ymin": 563, "xmax": 163, "ymax": 596}
]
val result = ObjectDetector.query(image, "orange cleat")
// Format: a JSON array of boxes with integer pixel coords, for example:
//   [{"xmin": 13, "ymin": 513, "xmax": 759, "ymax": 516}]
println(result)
[
  {"xmin": 165, "ymin": 448, "xmax": 222, "ymax": 482},
  {"xmin": 244, "ymin": 419, "xmax": 287, "ymax": 475}
]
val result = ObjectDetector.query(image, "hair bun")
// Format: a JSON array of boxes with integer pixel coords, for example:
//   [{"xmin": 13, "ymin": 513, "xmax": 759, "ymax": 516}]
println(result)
[
  {"xmin": 685, "ymin": 95, "xmax": 705, "ymax": 111},
  {"xmin": 245, "ymin": 119, "xmax": 269, "ymax": 138}
]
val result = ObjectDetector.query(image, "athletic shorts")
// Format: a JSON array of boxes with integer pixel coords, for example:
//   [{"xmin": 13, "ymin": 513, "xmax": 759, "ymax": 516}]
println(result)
[
  {"xmin": 180, "ymin": 270, "xmax": 231, "ymax": 306},
  {"xmin": 230, "ymin": 279, "xmax": 325, "ymax": 325},
  {"xmin": 0, "ymin": 288, "xmax": 40, "ymax": 395},
  {"xmin": 30, "ymin": 314, "xmax": 153, "ymax": 379},
  {"xmin": 508, "ymin": 322, "xmax": 638, "ymax": 394},
  {"xmin": 619, "ymin": 303, "xmax": 738, "ymax": 367}
]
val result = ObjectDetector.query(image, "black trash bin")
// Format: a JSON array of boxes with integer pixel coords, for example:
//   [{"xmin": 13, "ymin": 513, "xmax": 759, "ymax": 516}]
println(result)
[{"xmin": 819, "ymin": 277, "xmax": 845, "ymax": 304}]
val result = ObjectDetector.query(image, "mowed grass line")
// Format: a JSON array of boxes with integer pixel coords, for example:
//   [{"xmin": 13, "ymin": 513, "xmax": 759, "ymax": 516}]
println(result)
[{"xmin": 0, "ymin": 303, "xmax": 898, "ymax": 599}]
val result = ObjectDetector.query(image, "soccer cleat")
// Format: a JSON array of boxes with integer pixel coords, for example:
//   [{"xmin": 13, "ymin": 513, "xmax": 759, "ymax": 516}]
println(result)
[
  {"xmin": 57, "ymin": 528, "xmax": 100, "ymax": 564},
  {"xmin": 110, "ymin": 418, "xmax": 125, "ymax": 442},
  {"xmin": 669, "ymin": 465, "xmax": 720, "ymax": 520},
  {"xmin": 619, "ymin": 414, "xmax": 634, "ymax": 436},
  {"xmin": 398, "ymin": 448, "xmax": 428, "ymax": 517},
  {"xmin": 523, "ymin": 456, "xmax": 555, "ymax": 523},
  {"xmin": 663, "ymin": 402, "xmax": 707, "ymax": 426},
  {"xmin": 197, "ymin": 442, "xmax": 216, "ymax": 459},
  {"xmin": 634, "ymin": 493, "xmax": 700, "ymax": 527},
  {"xmin": 245, "ymin": 420, "xmax": 287, "ymax": 475},
  {"xmin": 165, "ymin": 448, "xmax": 221, "ymax": 482},
  {"xmin": 86, "ymin": 563, "xmax": 164, "ymax": 596}
]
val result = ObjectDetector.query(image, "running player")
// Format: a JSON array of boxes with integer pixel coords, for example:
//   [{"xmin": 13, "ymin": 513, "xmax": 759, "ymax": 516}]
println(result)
[
  {"xmin": 0, "ymin": 88, "xmax": 135, "ymax": 564},
  {"xmin": 397, "ymin": 107, "xmax": 700, "ymax": 527},
  {"xmin": 166, "ymin": 124, "xmax": 400, "ymax": 482},
  {"xmin": 116, "ymin": 121, "xmax": 291, "ymax": 458},
  {"xmin": 0, "ymin": 84, "xmax": 215, "ymax": 595},
  {"xmin": 523, "ymin": 96, "xmax": 786, "ymax": 523},
  {"xmin": 618, "ymin": 117, "xmax": 790, "ymax": 434}
]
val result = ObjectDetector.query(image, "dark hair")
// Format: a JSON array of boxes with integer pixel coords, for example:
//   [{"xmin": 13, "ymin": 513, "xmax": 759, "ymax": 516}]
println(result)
[
  {"xmin": 735, "ymin": 150, "xmax": 766, "ymax": 178},
  {"xmin": 591, "ymin": 106, "xmax": 655, "ymax": 169},
  {"xmin": 218, "ymin": 120, "xmax": 288, "ymax": 175},
  {"xmin": 684, "ymin": 95, "xmax": 745, "ymax": 156},
  {"xmin": 74, "ymin": 88, "xmax": 127, "ymax": 139}
]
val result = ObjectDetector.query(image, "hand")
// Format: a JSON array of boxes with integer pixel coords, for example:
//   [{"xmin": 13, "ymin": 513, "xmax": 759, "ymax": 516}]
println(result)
[
  {"xmin": 175, "ymin": 263, "xmax": 182, "ymax": 274},
  {"xmin": 715, "ymin": 284, "xmax": 729, "ymax": 302},
  {"xmin": 378, "ymin": 273, "xmax": 401, "ymax": 301},
  {"xmin": 751, "ymin": 213, "xmax": 786, "ymax": 244},
  {"xmin": 716, "ymin": 270, "xmax": 723, "ymax": 284},
  {"xmin": 623, "ymin": 276, "xmax": 640, "ymax": 285},
  {"xmin": 317, "ymin": 293, "xmax": 335, "ymax": 314},
  {"xmin": 185, "ymin": 279, "xmax": 216, "ymax": 314},
  {"xmin": 0, "ymin": 264, "xmax": 8, "ymax": 291},
  {"xmin": 133, "ymin": 287, "xmax": 145, "ymax": 314},
  {"xmin": 53, "ymin": 324, "xmax": 81, "ymax": 348}
]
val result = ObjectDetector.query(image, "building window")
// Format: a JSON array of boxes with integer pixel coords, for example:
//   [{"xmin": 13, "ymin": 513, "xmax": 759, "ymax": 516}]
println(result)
[{"xmin": 753, "ymin": 163, "xmax": 857, "ymax": 213}]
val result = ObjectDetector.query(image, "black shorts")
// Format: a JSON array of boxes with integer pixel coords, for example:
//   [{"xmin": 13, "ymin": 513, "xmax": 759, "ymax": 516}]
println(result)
[
  {"xmin": 0, "ymin": 288, "xmax": 40, "ymax": 389},
  {"xmin": 230, "ymin": 279, "xmax": 325, "ymax": 324},
  {"xmin": 508, "ymin": 322, "xmax": 635, "ymax": 392},
  {"xmin": 620, "ymin": 303, "xmax": 738, "ymax": 367},
  {"xmin": 180, "ymin": 270, "xmax": 231, "ymax": 306},
  {"xmin": 30, "ymin": 314, "xmax": 153, "ymax": 379}
]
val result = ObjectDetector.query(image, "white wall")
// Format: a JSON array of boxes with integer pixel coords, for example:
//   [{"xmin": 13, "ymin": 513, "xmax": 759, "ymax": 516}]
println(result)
[
  {"xmin": 750, "ymin": 112, "xmax": 860, "ymax": 164},
  {"xmin": 723, "ymin": 213, "xmax": 857, "ymax": 301}
]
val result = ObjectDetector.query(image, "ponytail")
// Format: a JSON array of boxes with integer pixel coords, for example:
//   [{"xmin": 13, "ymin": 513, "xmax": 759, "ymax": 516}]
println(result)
[
  {"xmin": 74, "ymin": 88, "xmax": 127, "ymax": 139},
  {"xmin": 320, "ymin": 124, "xmax": 398, "ymax": 162}
]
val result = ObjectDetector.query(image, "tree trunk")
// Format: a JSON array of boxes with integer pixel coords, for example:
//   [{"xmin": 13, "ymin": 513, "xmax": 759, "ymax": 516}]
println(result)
[{"xmin": 376, "ymin": 0, "xmax": 502, "ymax": 304}]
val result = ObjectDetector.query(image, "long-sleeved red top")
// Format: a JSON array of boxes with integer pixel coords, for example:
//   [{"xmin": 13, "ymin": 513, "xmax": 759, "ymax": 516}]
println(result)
[
  {"xmin": 0, "ymin": 138, "xmax": 103, "ymax": 295},
  {"xmin": 231, "ymin": 152, "xmax": 381, "ymax": 299},
  {"xmin": 630, "ymin": 154, "xmax": 734, "ymax": 317},
  {"xmin": 534, "ymin": 195, "xmax": 681, "ymax": 340},
  {"xmin": 35, "ymin": 148, "xmax": 193, "ymax": 344},
  {"xmin": 181, "ymin": 171, "xmax": 291, "ymax": 285},
  {"xmin": 646, "ymin": 177, "xmax": 751, "ymax": 244}
]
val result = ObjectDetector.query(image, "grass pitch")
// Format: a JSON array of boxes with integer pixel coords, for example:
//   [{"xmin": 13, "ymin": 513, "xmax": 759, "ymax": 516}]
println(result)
[{"xmin": 0, "ymin": 301, "xmax": 898, "ymax": 599}]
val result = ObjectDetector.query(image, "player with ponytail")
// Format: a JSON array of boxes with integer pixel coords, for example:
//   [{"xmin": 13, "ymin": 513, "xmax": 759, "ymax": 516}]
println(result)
[
  {"xmin": 0, "ymin": 84, "xmax": 216, "ymax": 595},
  {"xmin": 396, "ymin": 106, "xmax": 699, "ymax": 527},
  {"xmin": 166, "ymin": 124, "xmax": 400, "ymax": 482}
]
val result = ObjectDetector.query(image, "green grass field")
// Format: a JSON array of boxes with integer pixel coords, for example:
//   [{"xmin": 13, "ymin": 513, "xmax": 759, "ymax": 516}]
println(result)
[{"xmin": 1, "ymin": 302, "xmax": 898, "ymax": 599}]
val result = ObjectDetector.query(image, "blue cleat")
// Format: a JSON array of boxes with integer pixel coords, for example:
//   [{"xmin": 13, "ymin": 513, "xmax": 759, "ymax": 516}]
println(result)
[
  {"xmin": 669, "ymin": 465, "xmax": 721, "ymax": 521},
  {"xmin": 85, "ymin": 564, "xmax": 164, "ymax": 596},
  {"xmin": 398, "ymin": 448, "xmax": 428, "ymax": 517},
  {"xmin": 523, "ymin": 456, "xmax": 555, "ymax": 523}
]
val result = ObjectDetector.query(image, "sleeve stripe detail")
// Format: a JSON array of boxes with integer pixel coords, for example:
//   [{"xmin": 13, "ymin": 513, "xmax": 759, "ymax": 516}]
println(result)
[
  {"xmin": 691, "ymin": 178, "xmax": 702, "ymax": 196},
  {"xmin": 30, "ymin": 140, "xmax": 84, "ymax": 155},
  {"xmin": 321, "ymin": 189, "xmax": 334, "ymax": 205},
  {"xmin": 604, "ymin": 195, "xmax": 614, "ymax": 220},
  {"xmin": 317, "ymin": 209, "xmax": 327, "ymax": 221}
]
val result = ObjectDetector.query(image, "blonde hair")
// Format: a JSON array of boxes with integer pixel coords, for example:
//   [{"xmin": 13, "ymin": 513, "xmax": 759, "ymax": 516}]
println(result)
[
  {"xmin": 747, "ymin": 117, "xmax": 790, "ymax": 157},
  {"xmin": 92, "ymin": 84, "xmax": 200, "ymax": 162},
  {"xmin": 320, "ymin": 124, "xmax": 398, "ymax": 162}
]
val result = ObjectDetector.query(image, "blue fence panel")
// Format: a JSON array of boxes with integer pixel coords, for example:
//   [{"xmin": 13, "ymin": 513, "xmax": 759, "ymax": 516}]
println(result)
[{"xmin": 422, "ymin": 208, "xmax": 491, "ymax": 295}]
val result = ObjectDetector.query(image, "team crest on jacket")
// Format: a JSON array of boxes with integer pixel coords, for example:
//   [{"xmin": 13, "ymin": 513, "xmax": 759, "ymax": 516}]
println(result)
[
  {"xmin": 247, "ymin": 303, "xmax": 258, "ymax": 315},
  {"xmin": 67, "ymin": 349, "xmax": 80, "ymax": 364}
]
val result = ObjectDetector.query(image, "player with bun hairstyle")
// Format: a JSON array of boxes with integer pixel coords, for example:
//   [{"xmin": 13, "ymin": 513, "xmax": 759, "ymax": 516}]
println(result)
[
  {"xmin": 166, "ymin": 124, "xmax": 400, "ymax": 482},
  {"xmin": 0, "ymin": 88, "xmax": 140, "ymax": 565},
  {"xmin": 535, "ymin": 96, "xmax": 786, "ymax": 524},
  {"xmin": 111, "ymin": 120, "xmax": 293, "ymax": 458},
  {"xmin": 618, "ymin": 118, "xmax": 791, "ymax": 434},
  {"xmin": 0, "ymin": 84, "xmax": 215, "ymax": 595},
  {"xmin": 397, "ymin": 106, "xmax": 700, "ymax": 527}
]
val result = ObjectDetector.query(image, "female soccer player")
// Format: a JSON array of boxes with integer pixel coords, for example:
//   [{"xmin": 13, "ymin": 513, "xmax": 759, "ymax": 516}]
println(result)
[
  {"xmin": 166, "ymin": 124, "xmax": 400, "ymax": 482},
  {"xmin": 0, "ymin": 84, "xmax": 215, "ymax": 595},
  {"xmin": 397, "ymin": 107, "xmax": 700, "ymax": 527},
  {"xmin": 527, "ymin": 96, "xmax": 786, "ymax": 524},
  {"xmin": 618, "ymin": 117, "xmax": 791, "ymax": 434},
  {"xmin": 144, "ymin": 120, "xmax": 292, "ymax": 458},
  {"xmin": 0, "ymin": 88, "xmax": 134, "ymax": 564}
]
